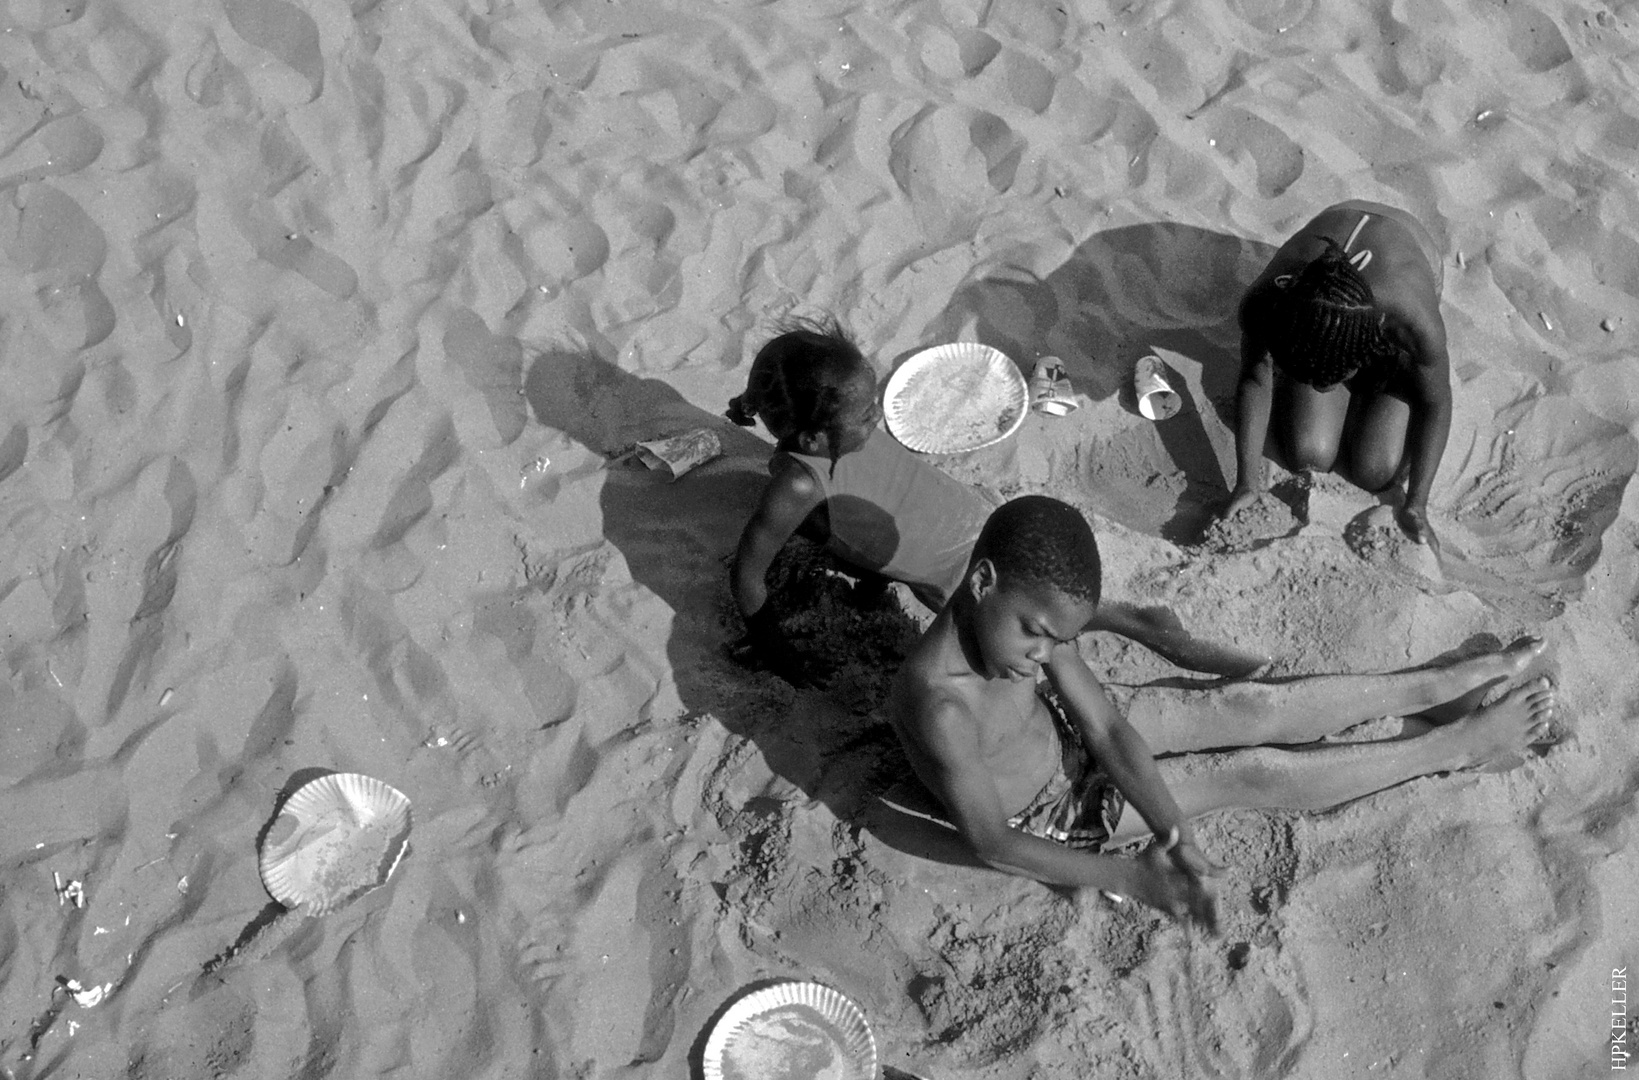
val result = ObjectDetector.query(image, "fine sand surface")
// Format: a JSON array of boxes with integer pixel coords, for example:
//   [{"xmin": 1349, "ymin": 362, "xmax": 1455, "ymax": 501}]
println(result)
[{"xmin": 1, "ymin": 1, "xmax": 1637, "ymax": 1077}]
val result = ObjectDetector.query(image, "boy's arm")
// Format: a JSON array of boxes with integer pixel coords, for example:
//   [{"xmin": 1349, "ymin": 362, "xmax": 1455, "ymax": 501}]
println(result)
[
  {"xmin": 905, "ymin": 688, "xmax": 1209, "ymax": 920},
  {"xmin": 1043, "ymin": 645, "xmax": 1192, "ymax": 845},
  {"xmin": 1043, "ymin": 644, "xmax": 1219, "ymax": 923}
]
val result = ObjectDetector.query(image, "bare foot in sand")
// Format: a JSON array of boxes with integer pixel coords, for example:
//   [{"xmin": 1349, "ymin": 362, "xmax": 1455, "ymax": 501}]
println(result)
[
  {"xmin": 1449, "ymin": 676, "xmax": 1557, "ymax": 769},
  {"xmin": 1418, "ymin": 636, "xmax": 1549, "ymax": 724}
]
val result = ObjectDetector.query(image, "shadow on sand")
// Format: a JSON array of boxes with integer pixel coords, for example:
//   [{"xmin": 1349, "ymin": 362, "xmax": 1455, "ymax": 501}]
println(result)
[{"xmin": 919, "ymin": 221, "xmax": 1278, "ymax": 542}]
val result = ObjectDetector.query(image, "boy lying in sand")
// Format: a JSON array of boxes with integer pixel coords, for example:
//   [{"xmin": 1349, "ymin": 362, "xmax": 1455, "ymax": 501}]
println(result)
[
  {"xmin": 1223, "ymin": 201, "xmax": 1452, "ymax": 552},
  {"xmin": 726, "ymin": 318, "xmax": 1268, "ymax": 683},
  {"xmin": 888, "ymin": 495, "xmax": 1555, "ymax": 924}
]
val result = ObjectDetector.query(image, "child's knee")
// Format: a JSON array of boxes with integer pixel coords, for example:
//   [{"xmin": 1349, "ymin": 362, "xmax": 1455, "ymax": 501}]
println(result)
[
  {"xmin": 1347, "ymin": 447, "xmax": 1403, "ymax": 492},
  {"xmin": 1283, "ymin": 428, "xmax": 1339, "ymax": 472}
]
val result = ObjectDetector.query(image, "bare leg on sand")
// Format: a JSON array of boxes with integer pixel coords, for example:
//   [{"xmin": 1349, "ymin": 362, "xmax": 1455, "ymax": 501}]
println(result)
[
  {"xmin": 1125, "ymin": 636, "xmax": 1547, "ymax": 753},
  {"xmin": 1108, "ymin": 677, "xmax": 1556, "ymax": 845}
]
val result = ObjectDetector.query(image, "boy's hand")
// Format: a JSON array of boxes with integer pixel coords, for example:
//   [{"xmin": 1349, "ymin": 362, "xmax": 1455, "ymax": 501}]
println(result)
[
  {"xmin": 1128, "ymin": 842, "xmax": 1220, "ymax": 932},
  {"xmin": 1166, "ymin": 833, "xmax": 1224, "ymax": 884}
]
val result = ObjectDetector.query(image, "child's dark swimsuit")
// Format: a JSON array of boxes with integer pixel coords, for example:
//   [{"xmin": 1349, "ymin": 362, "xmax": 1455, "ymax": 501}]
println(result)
[{"xmin": 1005, "ymin": 685, "xmax": 1126, "ymax": 851}]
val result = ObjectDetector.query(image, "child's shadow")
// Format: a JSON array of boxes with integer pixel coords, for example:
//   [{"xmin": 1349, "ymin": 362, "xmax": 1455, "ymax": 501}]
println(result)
[
  {"xmin": 923, "ymin": 222, "xmax": 1277, "ymax": 543},
  {"xmin": 521, "ymin": 346, "xmax": 905, "ymax": 824}
]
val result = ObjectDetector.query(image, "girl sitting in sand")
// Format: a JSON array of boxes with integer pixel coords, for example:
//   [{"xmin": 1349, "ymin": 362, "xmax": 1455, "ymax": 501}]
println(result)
[
  {"xmin": 727, "ymin": 318, "xmax": 1267, "ymax": 683},
  {"xmin": 1224, "ymin": 201, "xmax": 1453, "ymax": 552}
]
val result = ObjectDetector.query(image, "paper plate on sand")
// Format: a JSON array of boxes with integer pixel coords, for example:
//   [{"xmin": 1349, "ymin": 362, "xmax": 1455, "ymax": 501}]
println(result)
[
  {"xmin": 884, "ymin": 343, "xmax": 1028, "ymax": 454},
  {"xmin": 703, "ymin": 981, "xmax": 877, "ymax": 1080},
  {"xmin": 259, "ymin": 773, "xmax": 412, "ymax": 915}
]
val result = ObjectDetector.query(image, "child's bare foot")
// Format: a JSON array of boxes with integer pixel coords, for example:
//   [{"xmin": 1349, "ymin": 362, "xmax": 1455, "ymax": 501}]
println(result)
[
  {"xmin": 1450, "ymin": 635, "xmax": 1547, "ymax": 687},
  {"xmin": 1450, "ymin": 676, "xmax": 1556, "ymax": 769},
  {"xmin": 1418, "ymin": 636, "xmax": 1549, "ymax": 723}
]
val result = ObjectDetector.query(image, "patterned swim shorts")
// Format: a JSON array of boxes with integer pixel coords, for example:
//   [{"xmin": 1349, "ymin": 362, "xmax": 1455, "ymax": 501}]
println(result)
[{"xmin": 1005, "ymin": 686, "xmax": 1127, "ymax": 852}]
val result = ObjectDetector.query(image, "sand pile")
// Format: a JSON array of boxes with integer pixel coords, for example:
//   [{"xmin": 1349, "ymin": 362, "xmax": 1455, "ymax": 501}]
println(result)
[{"xmin": 0, "ymin": 1, "xmax": 1636, "ymax": 1077}]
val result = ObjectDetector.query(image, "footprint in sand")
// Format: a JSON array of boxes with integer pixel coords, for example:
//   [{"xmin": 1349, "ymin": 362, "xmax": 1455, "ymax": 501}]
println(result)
[
  {"xmin": 1227, "ymin": 0, "xmax": 1314, "ymax": 35},
  {"xmin": 443, "ymin": 309, "xmax": 527, "ymax": 446},
  {"xmin": 11, "ymin": 185, "xmax": 116, "ymax": 350},
  {"xmin": 1209, "ymin": 107, "xmax": 1305, "ymax": 198},
  {"xmin": 222, "ymin": 0, "xmax": 324, "ymax": 102},
  {"xmin": 534, "ymin": 215, "xmax": 610, "ymax": 283},
  {"xmin": 0, "ymin": 113, "xmax": 103, "ymax": 188},
  {"xmin": 968, "ymin": 112, "xmax": 1024, "ymax": 193},
  {"xmin": 370, "ymin": 416, "xmax": 460, "ymax": 552},
  {"xmin": 0, "ymin": 423, "xmax": 26, "ymax": 484},
  {"xmin": 96, "ymin": 459, "xmax": 197, "ymax": 722},
  {"xmin": 1, "ymin": 0, "xmax": 86, "ymax": 29},
  {"xmin": 249, "ymin": 225, "xmax": 360, "ymax": 301},
  {"xmin": 973, "ymin": 50, "xmax": 1056, "ymax": 115},
  {"xmin": 1496, "ymin": 2, "xmax": 1574, "ymax": 73}
]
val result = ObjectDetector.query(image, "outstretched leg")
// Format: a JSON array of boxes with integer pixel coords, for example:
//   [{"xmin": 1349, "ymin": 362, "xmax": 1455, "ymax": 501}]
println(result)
[
  {"xmin": 1109, "ymin": 678, "xmax": 1556, "ymax": 845},
  {"xmin": 1126, "ymin": 637, "xmax": 1546, "ymax": 753}
]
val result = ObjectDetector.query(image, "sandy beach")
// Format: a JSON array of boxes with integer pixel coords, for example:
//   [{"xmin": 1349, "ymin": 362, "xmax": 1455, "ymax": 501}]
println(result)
[{"xmin": 1, "ymin": 0, "xmax": 1636, "ymax": 1076}]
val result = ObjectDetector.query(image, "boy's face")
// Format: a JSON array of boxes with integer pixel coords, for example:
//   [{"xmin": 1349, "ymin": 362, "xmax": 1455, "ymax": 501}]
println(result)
[{"xmin": 970, "ymin": 571, "xmax": 1096, "ymax": 682}]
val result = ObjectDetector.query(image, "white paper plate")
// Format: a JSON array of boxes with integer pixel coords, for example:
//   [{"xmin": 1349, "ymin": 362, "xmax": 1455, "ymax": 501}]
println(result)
[
  {"xmin": 703, "ymin": 981, "xmax": 877, "ymax": 1080},
  {"xmin": 883, "ymin": 342, "xmax": 1028, "ymax": 454},
  {"xmin": 258, "ymin": 773, "xmax": 412, "ymax": 915}
]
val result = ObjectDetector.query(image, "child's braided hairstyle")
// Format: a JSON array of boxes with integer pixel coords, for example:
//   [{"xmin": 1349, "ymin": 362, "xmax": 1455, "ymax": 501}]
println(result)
[
  {"xmin": 1265, "ymin": 241, "xmax": 1400, "ymax": 390},
  {"xmin": 727, "ymin": 316, "xmax": 873, "ymax": 468}
]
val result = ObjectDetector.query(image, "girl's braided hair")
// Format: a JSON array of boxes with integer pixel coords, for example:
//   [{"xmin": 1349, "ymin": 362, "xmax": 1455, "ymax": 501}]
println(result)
[
  {"xmin": 727, "ymin": 316, "xmax": 873, "ymax": 468},
  {"xmin": 1265, "ymin": 241, "xmax": 1399, "ymax": 390}
]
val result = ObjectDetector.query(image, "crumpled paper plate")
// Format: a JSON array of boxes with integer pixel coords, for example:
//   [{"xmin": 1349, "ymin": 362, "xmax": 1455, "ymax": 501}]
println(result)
[
  {"xmin": 703, "ymin": 981, "xmax": 877, "ymax": 1080},
  {"xmin": 884, "ymin": 342, "xmax": 1028, "ymax": 454},
  {"xmin": 258, "ymin": 773, "xmax": 412, "ymax": 915}
]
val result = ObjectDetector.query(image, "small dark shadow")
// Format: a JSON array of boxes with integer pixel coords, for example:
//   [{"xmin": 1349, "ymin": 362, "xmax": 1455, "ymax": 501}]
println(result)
[{"xmin": 857, "ymin": 777, "xmax": 988, "ymax": 870}]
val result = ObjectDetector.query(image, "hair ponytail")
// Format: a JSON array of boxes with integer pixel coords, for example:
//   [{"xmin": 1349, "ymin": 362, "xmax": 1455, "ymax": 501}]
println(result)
[{"xmin": 726, "ymin": 394, "xmax": 757, "ymax": 426}]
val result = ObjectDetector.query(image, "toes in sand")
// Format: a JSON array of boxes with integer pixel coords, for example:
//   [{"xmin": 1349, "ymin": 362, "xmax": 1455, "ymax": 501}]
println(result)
[{"xmin": 1457, "ymin": 676, "xmax": 1556, "ymax": 767}]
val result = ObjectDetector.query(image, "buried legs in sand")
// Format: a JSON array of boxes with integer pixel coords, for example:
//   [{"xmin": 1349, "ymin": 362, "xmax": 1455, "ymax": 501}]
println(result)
[{"xmin": 1104, "ymin": 637, "xmax": 1555, "ymax": 846}]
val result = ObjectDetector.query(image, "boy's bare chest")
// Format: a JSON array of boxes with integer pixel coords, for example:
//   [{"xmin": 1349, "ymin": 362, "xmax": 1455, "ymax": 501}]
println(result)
[{"xmin": 969, "ymin": 681, "xmax": 1055, "ymax": 756}]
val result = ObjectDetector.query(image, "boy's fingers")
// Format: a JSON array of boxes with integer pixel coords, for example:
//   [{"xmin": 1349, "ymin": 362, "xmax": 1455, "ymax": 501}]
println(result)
[
  {"xmin": 1193, "ymin": 890, "xmax": 1220, "ymax": 933},
  {"xmin": 1172, "ymin": 841, "xmax": 1225, "ymax": 879}
]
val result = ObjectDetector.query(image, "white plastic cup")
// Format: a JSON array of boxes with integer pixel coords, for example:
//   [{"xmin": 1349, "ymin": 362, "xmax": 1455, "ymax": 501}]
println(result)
[
  {"xmin": 1134, "ymin": 355, "xmax": 1181, "ymax": 421},
  {"xmin": 1029, "ymin": 357, "xmax": 1079, "ymax": 416}
]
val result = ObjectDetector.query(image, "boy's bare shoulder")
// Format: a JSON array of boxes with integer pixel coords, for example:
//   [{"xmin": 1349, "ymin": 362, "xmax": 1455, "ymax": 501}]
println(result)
[{"xmin": 890, "ymin": 622, "xmax": 978, "ymax": 740}]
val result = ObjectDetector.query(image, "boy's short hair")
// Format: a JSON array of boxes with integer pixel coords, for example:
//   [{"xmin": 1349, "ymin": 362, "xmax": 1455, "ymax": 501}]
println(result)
[{"xmin": 971, "ymin": 495, "xmax": 1101, "ymax": 606}]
